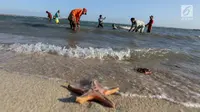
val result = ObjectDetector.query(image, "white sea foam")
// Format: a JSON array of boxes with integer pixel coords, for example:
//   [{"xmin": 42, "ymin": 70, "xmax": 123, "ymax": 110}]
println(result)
[
  {"xmin": 134, "ymin": 48, "xmax": 169, "ymax": 54},
  {"xmin": 7, "ymin": 42, "xmax": 131, "ymax": 60},
  {"xmin": 118, "ymin": 26, "xmax": 131, "ymax": 30},
  {"xmin": 0, "ymin": 43, "xmax": 176, "ymax": 60},
  {"xmin": 131, "ymin": 48, "xmax": 170, "ymax": 58},
  {"xmin": 0, "ymin": 44, "xmax": 5, "ymax": 50},
  {"xmin": 119, "ymin": 92, "xmax": 200, "ymax": 108}
]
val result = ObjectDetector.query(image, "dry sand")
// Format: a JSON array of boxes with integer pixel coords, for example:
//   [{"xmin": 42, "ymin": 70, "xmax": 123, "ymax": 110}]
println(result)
[{"xmin": 0, "ymin": 70, "xmax": 199, "ymax": 112}]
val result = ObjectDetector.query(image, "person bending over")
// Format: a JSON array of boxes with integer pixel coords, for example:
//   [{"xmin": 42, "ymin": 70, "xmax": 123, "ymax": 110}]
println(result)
[
  {"xmin": 129, "ymin": 18, "xmax": 145, "ymax": 33},
  {"xmin": 46, "ymin": 11, "xmax": 52, "ymax": 22},
  {"xmin": 68, "ymin": 8, "xmax": 87, "ymax": 31}
]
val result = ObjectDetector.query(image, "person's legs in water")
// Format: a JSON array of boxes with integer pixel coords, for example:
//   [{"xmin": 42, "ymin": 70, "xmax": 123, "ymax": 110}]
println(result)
[
  {"xmin": 100, "ymin": 23, "xmax": 103, "ymax": 28},
  {"xmin": 71, "ymin": 21, "xmax": 76, "ymax": 30},
  {"xmin": 140, "ymin": 26, "xmax": 145, "ymax": 33},
  {"xmin": 68, "ymin": 13, "xmax": 73, "ymax": 29},
  {"xmin": 135, "ymin": 28, "xmax": 138, "ymax": 32},
  {"xmin": 147, "ymin": 28, "xmax": 151, "ymax": 33},
  {"xmin": 98, "ymin": 23, "xmax": 103, "ymax": 28},
  {"xmin": 68, "ymin": 19, "xmax": 76, "ymax": 30},
  {"xmin": 70, "ymin": 21, "xmax": 73, "ymax": 29},
  {"xmin": 71, "ymin": 16, "xmax": 77, "ymax": 31},
  {"xmin": 68, "ymin": 15, "xmax": 76, "ymax": 30},
  {"xmin": 68, "ymin": 18, "xmax": 73, "ymax": 29},
  {"xmin": 68, "ymin": 17, "xmax": 76, "ymax": 31}
]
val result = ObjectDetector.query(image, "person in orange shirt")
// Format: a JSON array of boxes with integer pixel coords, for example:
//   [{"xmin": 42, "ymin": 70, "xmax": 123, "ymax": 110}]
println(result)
[{"xmin": 68, "ymin": 8, "xmax": 87, "ymax": 31}]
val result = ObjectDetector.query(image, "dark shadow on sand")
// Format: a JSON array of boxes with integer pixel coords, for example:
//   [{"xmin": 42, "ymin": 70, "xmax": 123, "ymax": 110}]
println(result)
[
  {"xmin": 58, "ymin": 80, "xmax": 91, "ymax": 104},
  {"xmin": 58, "ymin": 97, "xmax": 76, "ymax": 103},
  {"xmin": 58, "ymin": 85, "xmax": 78, "ymax": 104}
]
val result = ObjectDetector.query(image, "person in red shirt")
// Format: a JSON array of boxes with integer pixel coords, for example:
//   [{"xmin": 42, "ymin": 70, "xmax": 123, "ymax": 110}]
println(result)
[
  {"xmin": 46, "ymin": 11, "xmax": 52, "ymax": 22},
  {"xmin": 68, "ymin": 8, "xmax": 87, "ymax": 31},
  {"xmin": 145, "ymin": 15, "xmax": 154, "ymax": 33}
]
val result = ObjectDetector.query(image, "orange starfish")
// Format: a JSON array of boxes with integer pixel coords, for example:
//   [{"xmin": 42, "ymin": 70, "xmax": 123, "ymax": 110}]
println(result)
[{"xmin": 67, "ymin": 80, "xmax": 119, "ymax": 108}]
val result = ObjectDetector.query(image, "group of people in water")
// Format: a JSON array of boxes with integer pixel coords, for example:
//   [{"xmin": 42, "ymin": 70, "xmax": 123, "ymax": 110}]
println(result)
[
  {"xmin": 46, "ymin": 10, "xmax": 60, "ymax": 23},
  {"xmin": 46, "ymin": 8, "xmax": 154, "ymax": 33},
  {"xmin": 112, "ymin": 16, "xmax": 154, "ymax": 33}
]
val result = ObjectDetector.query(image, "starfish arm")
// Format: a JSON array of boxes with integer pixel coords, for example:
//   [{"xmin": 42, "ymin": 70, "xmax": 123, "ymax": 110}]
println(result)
[
  {"xmin": 92, "ymin": 80, "xmax": 106, "ymax": 94},
  {"xmin": 76, "ymin": 90, "xmax": 95, "ymax": 104},
  {"xmin": 76, "ymin": 95, "xmax": 95, "ymax": 104},
  {"xmin": 68, "ymin": 85, "xmax": 85, "ymax": 95},
  {"xmin": 103, "ymin": 87, "xmax": 119, "ymax": 96},
  {"xmin": 93, "ymin": 80, "xmax": 104, "ymax": 89},
  {"xmin": 93, "ymin": 91, "xmax": 115, "ymax": 108}
]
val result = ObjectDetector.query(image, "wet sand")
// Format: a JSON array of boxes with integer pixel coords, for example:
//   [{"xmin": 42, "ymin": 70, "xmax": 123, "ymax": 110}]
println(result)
[{"xmin": 0, "ymin": 70, "xmax": 199, "ymax": 112}]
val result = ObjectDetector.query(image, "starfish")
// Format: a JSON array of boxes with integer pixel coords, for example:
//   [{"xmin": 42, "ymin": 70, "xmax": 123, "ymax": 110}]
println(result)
[{"xmin": 67, "ymin": 80, "xmax": 119, "ymax": 108}]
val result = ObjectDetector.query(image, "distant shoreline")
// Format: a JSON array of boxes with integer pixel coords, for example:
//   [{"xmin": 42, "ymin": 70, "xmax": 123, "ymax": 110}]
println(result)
[{"xmin": 0, "ymin": 13, "xmax": 199, "ymax": 30}]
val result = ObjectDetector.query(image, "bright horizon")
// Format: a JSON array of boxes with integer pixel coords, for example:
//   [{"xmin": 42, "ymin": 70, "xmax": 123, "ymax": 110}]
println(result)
[{"xmin": 0, "ymin": 0, "xmax": 200, "ymax": 29}]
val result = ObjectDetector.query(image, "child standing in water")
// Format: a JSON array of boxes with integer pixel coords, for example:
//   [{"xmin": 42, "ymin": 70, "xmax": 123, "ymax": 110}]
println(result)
[
  {"xmin": 97, "ymin": 15, "xmax": 106, "ymax": 28},
  {"xmin": 145, "ymin": 15, "xmax": 154, "ymax": 33},
  {"xmin": 54, "ymin": 10, "xmax": 60, "ymax": 24}
]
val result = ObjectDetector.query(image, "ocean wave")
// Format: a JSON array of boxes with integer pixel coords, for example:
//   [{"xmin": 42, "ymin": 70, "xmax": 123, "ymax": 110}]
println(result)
[
  {"xmin": 119, "ymin": 92, "xmax": 200, "ymax": 108},
  {"xmin": 7, "ymin": 42, "xmax": 131, "ymax": 60},
  {"xmin": 0, "ymin": 42, "xmax": 185, "ymax": 61}
]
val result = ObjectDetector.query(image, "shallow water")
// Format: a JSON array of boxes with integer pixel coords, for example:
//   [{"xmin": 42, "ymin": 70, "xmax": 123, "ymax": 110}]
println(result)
[{"xmin": 0, "ymin": 15, "xmax": 200, "ymax": 108}]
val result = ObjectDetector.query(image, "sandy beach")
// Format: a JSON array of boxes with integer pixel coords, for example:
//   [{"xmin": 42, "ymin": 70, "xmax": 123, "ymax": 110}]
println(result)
[{"xmin": 0, "ymin": 70, "xmax": 199, "ymax": 112}]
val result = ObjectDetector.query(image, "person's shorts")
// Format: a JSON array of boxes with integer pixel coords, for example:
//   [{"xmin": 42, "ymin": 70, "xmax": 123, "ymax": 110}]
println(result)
[{"xmin": 68, "ymin": 14, "xmax": 76, "ymax": 27}]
